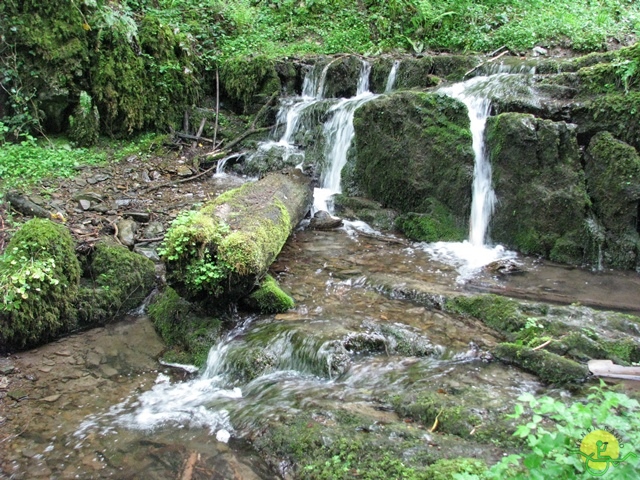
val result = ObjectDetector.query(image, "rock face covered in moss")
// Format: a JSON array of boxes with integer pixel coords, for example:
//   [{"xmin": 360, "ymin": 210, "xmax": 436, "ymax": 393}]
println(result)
[
  {"xmin": 485, "ymin": 113, "xmax": 589, "ymax": 262},
  {"xmin": 584, "ymin": 132, "xmax": 640, "ymax": 269},
  {"xmin": 349, "ymin": 91, "xmax": 474, "ymax": 229},
  {"xmin": 161, "ymin": 171, "xmax": 312, "ymax": 302},
  {"xmin": 0, "ymin": 220, "xmax": 157, "ymax": 351},
  {"xmin": 76, "ymin": 241, "xmax": 156, "ymax": 325},
  {"xmin": 243, "ymin": 275, "xmax": 295, "ymax": 314},
  {"xmin": 0, "ymin": 219, "xmax": 81, "ymax": 349}
]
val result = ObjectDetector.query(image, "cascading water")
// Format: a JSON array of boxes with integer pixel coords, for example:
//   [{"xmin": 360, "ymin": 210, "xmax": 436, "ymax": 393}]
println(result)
[
  {"xmin": 423, "ymin": 69, "xmax": 537, "ymax": 281},
  {"xmin": 384, "ymin": 60, "xmax": 400, "ymax": 93},
  {"xmin": 313, "ymin": 60, "xmax": 375, "ymax": 213}
]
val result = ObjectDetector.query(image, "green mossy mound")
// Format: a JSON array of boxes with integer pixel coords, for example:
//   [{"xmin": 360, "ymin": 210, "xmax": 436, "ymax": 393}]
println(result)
[
  {"xmin": 220, "ymin": 55, "xmax": 281, "ymax": 113},
  {"xmin": 349, "ymin": 91, "xmax": 473, "ymax": 223},
  {"xmin": 584, "ymin": 131, "xmax": 640, "ymax": 269},
  {"xmin": 76, "ymin": 242, "xmax": 156, "ymax": 325},
  {"xmin": 395, "ymin": 200, "xmax": 466, "ymax": 242},
  {"xmin": 486, "ymin": 113, "xmax": 589, "ymax": 262},
  {"xmin": 446, "ymin": 294, "xmax": 527, "ymax": 335},
  {"xmin": 147, "ymin": 287, "xmax": 222, "ymax": 367},
  {"xmin": 161, "ymin": 171, "xmax": 311, "ymax": 302},
  {"xmin": 493, "ymin": 343, "xmax": 589, "ymax": 385},
  {"xmin": 243, "ymin": 275, "xmax": 295, "ymax": 314},
  {"xmin": 322, "ymin": 56, "xmax": 366, "ymax": 98},
  {"xmin": 0, "ymin": 219, "xmax": 80, "ymax": 349}
]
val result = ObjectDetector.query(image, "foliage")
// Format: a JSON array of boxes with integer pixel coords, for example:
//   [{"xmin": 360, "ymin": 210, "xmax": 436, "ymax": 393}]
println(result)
[
  {"xmin": 456, "ymin": 384, "xmax": 640, "ymax": 479},
  {"xmin": 0, "ymin": 137, "xmax": 106, "ymax": 188},
  {"xmin": 0, "ymin": 218, "xmax": 80, "ymax": 349},
  {"xmin": 69, "ymin": 91, "xmax": 100, "ymax": 147}
]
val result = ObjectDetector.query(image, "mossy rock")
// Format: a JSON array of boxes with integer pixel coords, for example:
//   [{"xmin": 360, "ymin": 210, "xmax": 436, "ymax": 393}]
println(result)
[
  {"xmin": 243, "ymin": 274, "xmax": 295, "ymax": 314},
  {"xmin": 147, "ymin": 287, "xmax": 222, "ymax": 367},
  {"xmin": 350, "ymin": 91, "xmax": 473, "ymax": 222},
  {"xmin": 395, "ymin": 199, "xmax": 466, "ymax": 242},
  {"xmin": 224, "ymin": 346, "xmax": 277, "ymax": 382},
  {"xmin": 0, "ymin": 219, "xmax": 81, "ymax": 349},
  {"xmin": 493, "ymin": 343, "xmax": 589, "ymax": 385},
  {"xmin": 584, "ymin": 131, "xmax": 640, "ymax": 269},
  {"xmin": 75, "ymin": 241, "xmax": 156, "ymax": 325},
  {"xmin": 322, "ymin": 56, "xmax": 366, "ymax": 98},
  {"xmin": 332, "ymin": 195, "xmax": 398, "ymax": 231},
  {"xmin": 446, "ymin": 294, "xmax": 526, "ymax": 336},
  {"xmin": 220, "ymin": 55, "xmax": 281, "ymax": 113},
  {"xmin": 570, "ymin": 92, "xmax": 640, "ymax": 152},
  {"xmin": 486, "ymin": 113, "xmax": 589, "ymax": 262}
]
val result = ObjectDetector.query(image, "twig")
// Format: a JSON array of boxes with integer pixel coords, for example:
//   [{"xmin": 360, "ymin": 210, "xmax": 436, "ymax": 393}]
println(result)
[
  {"xmin": 489, "ymin": 45, "xmax": 508, "ymax": 57},
  {"xmin": 142, "ymin": 153, "xmax": 244, "ymax": 193},
  {"xmin": 532, "ymin": 339, "xmax": 553, "ymax": 351},
  {"xmin": 175, "ymin": 132, "xmax": 215, "ymax": 143},
  {"xmin": 111, "ymin": 222, "xmax": 123, "ymax": 246},
  {"xmin": 212, "ymin": 66, "xmax": 220, "ymax": 151},
  {"xmin": 250, "ymin": 90, "xmax": 279, "ymax": 131},
  {"xmin": 191, "ymin": 117, "xmax": 206, "ymax": 150},
  {"xmin": 221, "ymin": 125, "xmax": 273, "ymax": 152},
  {"xmin": 464, "ymin": 50, "xmax": 510, "ymax": 78},
  {"xmin": 0, "ymin": 418, "xmax": 31, "ymax": 444},
  {"xmin": 180, "ymin": 452, "xmax": 199, "ymax": 480}
]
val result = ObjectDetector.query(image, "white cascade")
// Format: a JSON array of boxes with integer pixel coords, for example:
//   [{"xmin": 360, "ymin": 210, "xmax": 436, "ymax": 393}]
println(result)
[
  {"xmin": 424, "ymin": 71, "xmax": 537, "ymax": 281},
  {"xmin": 385, "ymin": 60, "xmax": 400, "ymax": 93}
]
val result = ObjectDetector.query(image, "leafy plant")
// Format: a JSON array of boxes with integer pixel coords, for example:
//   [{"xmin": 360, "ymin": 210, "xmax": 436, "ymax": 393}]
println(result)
[{"xmin": 456, "ymin": 384, "xmax": 640, "ymax": 479}]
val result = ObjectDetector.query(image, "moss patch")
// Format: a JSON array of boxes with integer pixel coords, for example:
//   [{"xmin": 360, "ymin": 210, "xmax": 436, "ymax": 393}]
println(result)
[
  {"xmin": 244, "ymin": 274, "xmax": 294, "ymax": 314},
  {"xmin": 350, "ymin": 91, "xmax": 473, "ymax": 223},
  {"xmin": 485, "ymin": 113, "xmax": 588, "ymax": 262},
  {"xmin": 76, "ymin": 241, "xmax": 156, "ymax": 325},
  {"xmin": 147, "ymin": 287, "xmax": 222, "ymax": 367},
  {"xmin": 493, "ymin": 343, "xmax": 589, "ymax": 385},
  {"xmin": 395, "ymin": 199, "xmax": 466, "ymax": 242},
  {"xmin": 446, "ymin": 294, "xmax": 527, "ymax": 335},
  {"xmin": 0, "ymin": 219, "xmax": 80, "ymax": 349}
]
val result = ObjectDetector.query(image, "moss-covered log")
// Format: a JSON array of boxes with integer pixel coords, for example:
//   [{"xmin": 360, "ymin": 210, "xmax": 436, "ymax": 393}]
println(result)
[{"xmin": 161, "ymin": 170, "xmax": 312, "ymax": 302}]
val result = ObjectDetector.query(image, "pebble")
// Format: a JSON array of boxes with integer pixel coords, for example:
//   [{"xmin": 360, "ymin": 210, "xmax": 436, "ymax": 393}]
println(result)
[{"xmin": 41, "ymin": 394, "xmax": 62, "ymax": 403}]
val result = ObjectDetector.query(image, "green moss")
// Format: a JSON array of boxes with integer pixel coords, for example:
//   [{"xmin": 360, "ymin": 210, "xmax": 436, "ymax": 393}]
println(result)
[
  {"xmin": 225, "ymin": 346, "xmax": 277, "ymax": 382},
  {"xmin": 486, "ymin": 113, "xmax": 588, "ymax": 262},
  {"xmin": 446, "ymin": 294, "xmax": 526, "ymax": 335},
  {"xmin": 391, "ymin": 392, "xmax": 481, "ymax": 438},
  {"xmin": 147, "ymin": 287, "xmax": 221, "ymax": 367},
  {"xmin": 220, "ymin": 55, "xmax": 280, "ymax": 112},
  {"xmin": 584, "ymin": 131, "xmax": 640, "ymax": 269},
  {"xmin": 493, "ymin": 343, "xmax": 589, "ymax": 385},
  {"xmin": 423, "ymin": 458, "xmax": 487, "ymax": 480},
  {"xmin": 75, "ymin": 242, "xmax": 156, "ymax": 325},
  {"xmin": 350, "ymin": 91, "xmax": 473, "ymax": 221},
  {"xmin": 395, "ymin": 200, "xmax": 466, "ymax": 242},
  {"xmin": 332, "ymin": 195, "xmax": 397, "ymax": 231},
  {"xmin": 0, "ymin": 219, "xmax": 80, "ymax": 349},
  {"xmin": 68, "ymin": 91, "xmax": 100, "ymax": 147},
  {"xmin": 245, "ymin": 275, "xmax": 294, "ymax": 314}
]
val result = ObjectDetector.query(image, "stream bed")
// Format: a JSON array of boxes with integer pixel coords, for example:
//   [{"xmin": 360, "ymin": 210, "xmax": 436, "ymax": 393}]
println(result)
[{"xmin": 2, "ymin": 224, "xmax": 639, "ymax": 479}]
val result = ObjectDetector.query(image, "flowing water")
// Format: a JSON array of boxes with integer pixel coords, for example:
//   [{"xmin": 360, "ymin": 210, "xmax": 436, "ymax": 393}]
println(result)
[{"xmin": 3, "ymin": 60, "xmax": 640, "ymax": 478}]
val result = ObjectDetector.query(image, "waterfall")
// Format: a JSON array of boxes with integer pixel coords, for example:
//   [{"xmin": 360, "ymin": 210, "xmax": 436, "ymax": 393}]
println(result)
[
  {"xmin": 385, "ymin": 60, "xmax": 400, "ymax": 93},
  {"xmin": 423, "ymin": 71, "xmax": 538, "ymax": 281},
  {"xmin": 439, "ymin": 78, "xmax": 495, "ymax": 246}
]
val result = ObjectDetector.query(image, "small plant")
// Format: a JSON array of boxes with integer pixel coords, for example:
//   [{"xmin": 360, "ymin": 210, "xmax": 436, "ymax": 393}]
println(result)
[{"xmin": 456, "ymin": 383, "xmax": 640, "ymax": 479}]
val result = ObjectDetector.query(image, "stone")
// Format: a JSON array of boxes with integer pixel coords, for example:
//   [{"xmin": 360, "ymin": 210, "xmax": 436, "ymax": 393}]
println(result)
[
  {"xmin": 99, "ymin": 365, "xmax": 119, "ymax": 378},
  {"xmin": 73, "ymin": 191, "xmax": 104, "ymax": 203},
  {"xmin": 125, "ymin": 211, "xmax": 151, "ymax": 223},
  {"xmin": 115, "ymin": 199, "xmax": 132, "ymax": 207},
  {"xmin": 176, "ymin": 165, "xmax": 193, "ymax": 176},
  {"xmin": 116, "ymin": 218, "xmax": 138, "ymax": 247},
  {"xmin": 87, "ymin": 173, "xmax": 110, "ymax": 185},
  {"xmin": 86, "ymin": 351, "xmax": 102, "ymax": 368},
  {"xmin": 308, "ymin": 210, "xmax": 343, "ymax": 230},
  {"xmin": 41, "ymin": 394, "xmax": 62, "ymax": 403},
  {"xmin": 7, "ymin": 389, "xmax": 28, "ymax": 401},
  {"xmin": 134, "ymin": 246, "xmax": 161, "ymax": 262},
  {"xmin": 144, "ymin": 221, "xmax": 164, "ymax": 238},
  {"xmin": 55, "ymin": 350, "xmax": 72, "ymax": 357}
]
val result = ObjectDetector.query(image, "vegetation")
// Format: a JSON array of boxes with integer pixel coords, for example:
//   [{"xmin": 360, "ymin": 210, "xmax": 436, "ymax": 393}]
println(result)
[
  {"xmin": 244, "ymin": 274, "xmax": 295, "ymax": 314},
  {"xmin": 457, "ymin": 384, "xmax": 640, "ymax": 479}
]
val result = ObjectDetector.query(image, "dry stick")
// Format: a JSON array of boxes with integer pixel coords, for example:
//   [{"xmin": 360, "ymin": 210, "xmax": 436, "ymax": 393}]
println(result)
[
  {"xmin": 207, "ymin": 125, "xmax": 273, "ymax": 156},
  {"xmin": 212, "ymin": 66, "xmax": 220, "ymax": 151},
  {"xmin": 191, "ymin": 117, "xmax": 207, "ymax": 150},
  {"xmin": 464, "ymin": 50, "xmax": 510, "ymax": 78},
  {"xmin": 180, "ymin": 452, "xmax": 199, "ymax": 480},
  {"xmin": 489, "ymin": 45, "xmax": 508, "ymax": 57},
  {"xmin": 532, "ymin": 339, "xmax": 553, "ymax": 351},
  {"xmin": 143, "ymin": 152, "xmax": 241, "ymax": 194}
]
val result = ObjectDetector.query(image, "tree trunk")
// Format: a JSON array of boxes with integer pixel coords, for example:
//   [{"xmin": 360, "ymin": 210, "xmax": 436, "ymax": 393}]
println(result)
[{"xmin": 162, "ymin": 170, "xmax": 312, "ymax": 302}]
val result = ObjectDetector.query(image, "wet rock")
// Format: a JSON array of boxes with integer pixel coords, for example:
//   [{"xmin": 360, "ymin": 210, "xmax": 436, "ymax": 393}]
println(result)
[
  {"xmin": 144, "ymin": 221, "xmax": 164, "ymax": 238},
  {"xmin": 483, "ymin": 259, "xmax": 524, "ymax": 275},
  {"xmin": 86, "ymin": 351, "xmax": 102, "ymax": 368},
  {"xmin": 87, "ymin": 173, "xmax": 110, "ymax": 185},
  {"xmin": 0, "ymin": 377, "xmax": 9, "ymax": 389},
  {"xmin": 309, "ymin": 210, "xmax": 343, "ymax": 230},
  {"xmin": 116, "ymin": 218, "xmax": 138, "ymax": 247},
  {"xmin": 115, "ymin": 198, "xmax": 132, "ymax": 207},
  {"xmin": 41, "ymin": 394, "xmax": 62, "ymax": 403},
  {"xmin": 176, "ymin": 165, "xmax": 193, "ymax": 176},
  {"xmin": 133, "ymin": 246, "xmax": 161, "ymax": 262},
  {"xmin": 8, "ymin": 389, "xmax": 28, "ymax": 401},
  {"xmin": 125, "ymin": 211, "xmax": 151, "ymax": 223},
  {"xmin": 0, "ymin": 360, "xmax": 16, "ymax": 375},
  {"xmin": 486, "ymin": 113, "xmax": 588, "ymax": 264},
  {"xmin": 55, "ymin": 350, "xmax": 72, "ymax": 357},
  {"xmin": 73, "ymin": 191, "xmax": 104, "ymax": 203},
  {"xmin": 99, "ymin": 365, "xmax": 119, "ymax": 378}
]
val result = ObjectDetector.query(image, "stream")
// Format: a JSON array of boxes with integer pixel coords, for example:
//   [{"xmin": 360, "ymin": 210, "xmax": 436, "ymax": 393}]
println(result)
[{"xmin": 2, "ymin": 59, "xmax": 640, "ymax": 478}]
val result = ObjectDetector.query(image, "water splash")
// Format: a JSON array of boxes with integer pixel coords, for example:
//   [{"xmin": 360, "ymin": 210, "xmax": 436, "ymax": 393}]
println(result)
[{"xmin": 385, "ymin": 60, "xmax": 400, "ymax": 93}]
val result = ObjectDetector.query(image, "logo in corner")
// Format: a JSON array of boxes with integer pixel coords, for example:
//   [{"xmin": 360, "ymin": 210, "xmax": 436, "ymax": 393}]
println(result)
[{"xmin": 576, "ymin": 428, "xmax": 638, "ymax": 476}]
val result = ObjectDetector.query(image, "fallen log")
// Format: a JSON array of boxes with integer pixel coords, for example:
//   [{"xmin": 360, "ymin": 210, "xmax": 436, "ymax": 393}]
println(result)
[
  {"xmin": 5, "ymin": 191, "xmax": 52, "ymax": 218},
  {"xmin": 161, "ymin": 169, "xmax": 312, "ymax": 302}
]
